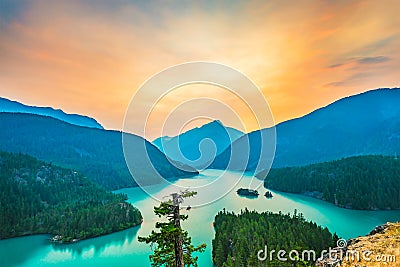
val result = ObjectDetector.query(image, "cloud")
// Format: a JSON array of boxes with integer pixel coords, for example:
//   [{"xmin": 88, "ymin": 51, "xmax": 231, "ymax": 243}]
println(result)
[
  {"xmin": 328, "ymin": 63, "xmax": 345, "ymax": 68},
  {"xmin": 357, "ymin": 56, "xmax": 391, "ymax": 64},
  {"xmin": 1, "ymin": 0, "xmax": 400, "ymax": 139},
  {"xmin": 329, "ymin": 56, "xmax": 391, "ymax": 69},
  {"xmin": 326, "ymin": 72, "xmax": 373, "ymax": 87},
  {"xmin": 326, "ymin": 81, "xmax": 347, "ymax": 87},
  {"xmin": 361, "ymin": 35, "xmax": 398, "ymax": 53}
]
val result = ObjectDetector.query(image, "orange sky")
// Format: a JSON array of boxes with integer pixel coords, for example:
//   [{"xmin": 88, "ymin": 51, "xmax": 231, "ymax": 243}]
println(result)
[{"xmin": 1, "ymin": 0, "xmax": 400, "ymax": 140}]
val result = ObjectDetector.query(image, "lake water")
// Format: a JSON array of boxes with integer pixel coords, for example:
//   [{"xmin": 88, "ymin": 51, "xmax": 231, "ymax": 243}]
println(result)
[{"xmin": 1, "ymin": 170, "xmax": 399, "ymax": 267}]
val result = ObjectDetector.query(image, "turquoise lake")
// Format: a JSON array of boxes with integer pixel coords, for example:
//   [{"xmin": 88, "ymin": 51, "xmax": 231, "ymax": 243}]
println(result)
[{"xmin": 1, "ymin": 170, "xmax": 399, "ymax": 267}]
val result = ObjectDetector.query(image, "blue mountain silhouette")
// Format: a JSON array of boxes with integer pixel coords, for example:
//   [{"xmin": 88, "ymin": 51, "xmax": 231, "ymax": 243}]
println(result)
[
  {"xmin": 210, "ymin": 88, "xmax": 400, "ymax": 174},
  {"xmin": 153, "ymin": 120, "xmax": 243, "ymax": 169},
  {"xmin": 0, "ymin": 97, "xmax": 103, "ymax": 129},
  {"xmin": 0, "ymin": 113, "xmax": 197, "ymax": 190}
]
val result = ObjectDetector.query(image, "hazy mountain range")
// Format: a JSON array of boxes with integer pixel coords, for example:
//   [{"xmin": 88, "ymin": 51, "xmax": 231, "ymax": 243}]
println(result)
[
  {"xmin": 0, "ymin": 113, "xmax": 197, "ymax": 190},
  {"xmin": 0, "ymin": 97, "xmax": 103, "ymax": 129},
  {"xmin": 1, "ymin": 87, "xmax": 399, "ymax": 189},
  {"xmin": 153, "ymin": 120, "xmax": 243, "ymax": 169},
  {"xmin": 211, "ymin": 88, "xmax": 400, "ymax": 174}
]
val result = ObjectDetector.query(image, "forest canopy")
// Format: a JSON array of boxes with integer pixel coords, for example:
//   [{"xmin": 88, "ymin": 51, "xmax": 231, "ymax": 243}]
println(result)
[
  {"xmin": 212, "ymin": 209, "xmax": 337, "ymax": 267},
  {"xmin": 0, "ymin": 151, "xmax": 142, "ymax": 242},
  {"xmin": 264, "ymin": 155, "xmax": 400, "ymax": 210}
]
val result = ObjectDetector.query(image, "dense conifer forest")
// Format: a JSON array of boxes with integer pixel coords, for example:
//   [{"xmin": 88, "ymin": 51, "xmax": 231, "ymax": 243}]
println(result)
[
  {"xmin": 263, "ymin": 155, "xmax": 400, "ymax": 210},
  {"xmin": 212, "ymin": 209, "xmax": 337, "ymax": 267},
  {"xmin": 0, "ymin": 151, "xmax": 142, "ymax": 242}
]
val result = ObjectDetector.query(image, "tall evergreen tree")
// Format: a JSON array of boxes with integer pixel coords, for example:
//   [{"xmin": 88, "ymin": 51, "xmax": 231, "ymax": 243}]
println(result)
[{"xmin": 138, "ymin": 191, "xmax": 206, "ymax": 267}]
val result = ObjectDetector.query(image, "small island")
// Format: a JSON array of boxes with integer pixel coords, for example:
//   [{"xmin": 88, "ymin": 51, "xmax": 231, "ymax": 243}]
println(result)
[
  {"xmin": 236, "ymin": 188, "xmax": 259, "ymax": 197},
  {"xmin": 264, "ymin": 191, "xmax": 273, "ymax": 198}
]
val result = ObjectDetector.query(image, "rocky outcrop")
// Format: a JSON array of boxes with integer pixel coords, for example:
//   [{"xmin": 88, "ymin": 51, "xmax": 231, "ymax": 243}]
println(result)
[{"xmin": 316, "ymin": 222, "xmax": 400, "ymax": 267}]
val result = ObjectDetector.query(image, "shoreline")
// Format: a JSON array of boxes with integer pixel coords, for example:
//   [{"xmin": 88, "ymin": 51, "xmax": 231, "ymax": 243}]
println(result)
[
  {"xmin": 267, "ymin": 188, "xmax": 400, "ymax": 211},
  {"xmin": 0, "ymin": 219, "xmax": 143, "ymax": 244}
]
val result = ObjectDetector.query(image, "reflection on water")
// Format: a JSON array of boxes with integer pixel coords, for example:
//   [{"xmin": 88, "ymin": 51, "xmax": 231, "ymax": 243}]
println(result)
[
  {"xmin": 51, "ymin": 226, "xmax": 141, "ymax": 258},
  {"xmin": 1, "ymin": 170, "xmax": 399, "ymax": 267},
  {"xmin": 0, "ymin": 226, "xmax": 142, "ymax": 267},
  {"xmin": 0, "ymin": 234, "xmax": 49, "ymax": 267}
]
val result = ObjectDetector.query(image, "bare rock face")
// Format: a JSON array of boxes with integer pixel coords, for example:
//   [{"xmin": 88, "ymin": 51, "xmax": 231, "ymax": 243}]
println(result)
[
  {"xmin": 368, "ymin": 225, "xmax": 387, "ymax": 236},
  {"xmin": 316, "ymin": 222, "xmax": 400, "ymax": 267},
  {"xmin": 315, "ymin": 247, "xmax": 346, "ymax": 267}
]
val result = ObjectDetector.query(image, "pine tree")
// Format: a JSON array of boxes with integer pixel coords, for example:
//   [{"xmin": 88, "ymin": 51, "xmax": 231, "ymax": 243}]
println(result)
[{"xmin": 138, "ymin": 191, "xmax": 206, "ymax": 267}]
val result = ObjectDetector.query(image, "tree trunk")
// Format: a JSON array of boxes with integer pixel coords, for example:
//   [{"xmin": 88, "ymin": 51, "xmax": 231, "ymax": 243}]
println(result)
[{"xmin": 172, "ymin": 193, "xmax": 184, "ymax": 267}]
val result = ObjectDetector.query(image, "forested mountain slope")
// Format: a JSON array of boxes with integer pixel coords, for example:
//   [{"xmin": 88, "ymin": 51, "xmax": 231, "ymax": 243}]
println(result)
[
  {"xmin": 211, "ymin": 88, "xmax": 400, "ymax": 172},
  {"xmin": 263, "ymin": 155, "xmax": 400, "ymax": 210},
  {"xmin": 0, "ymin": 113, "xmax": 197, "ymax": 190},
  {"xmin": 0, "ymin": 151, "xmax": 142, "ymax": 242}
]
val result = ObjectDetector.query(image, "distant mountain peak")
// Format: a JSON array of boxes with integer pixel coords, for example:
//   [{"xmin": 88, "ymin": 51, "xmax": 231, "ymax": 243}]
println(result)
[
  {"xmin": 152, "ymin": 119, "xmax": 244, "ymax": 169},
  {"xmin": 208, "ymin": 119, "xmax": 222, "ymax": 125},
  {"xmin": 210, "ymin": 87, "xmax": 400, "ymax": 172},
  {"xmin": 0, "ymin": 97, "xmax": 103, "ymax": 129},
  {"xmin": 184, "ymin": 120, "xmax": 223, "ymax": 132}
]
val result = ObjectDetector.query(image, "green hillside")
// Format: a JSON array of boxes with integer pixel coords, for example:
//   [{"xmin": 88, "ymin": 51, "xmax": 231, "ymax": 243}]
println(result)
[
  {"xmin": 263, "ymin": 155, "xmax": 400, "ymax": 210},
  {"xmin": 212, "ymin": 209, "xmax": 336, "ymax": 267},
  {"xmin": 0, "ymin": 151, "xmax": 142, "ymax": 243}
]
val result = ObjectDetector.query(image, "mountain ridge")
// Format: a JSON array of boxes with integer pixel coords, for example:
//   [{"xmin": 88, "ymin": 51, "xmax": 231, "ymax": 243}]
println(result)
[
  {"xmin": 210, "ymin": 87, "xmax": 400, "ymax": 172},
  {"xmin": 0, "ymin": 112, "xmax": 198, "ymax": 190},
  {"xmin": 153, "ymin": 119, "xmax": 244, "ymax": 169},
  {"xmin": 0, "ymin": 97, "xmax": 103, "ymax": 129}
]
